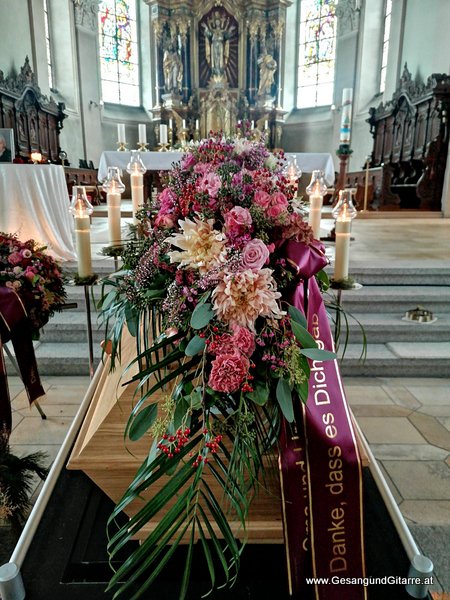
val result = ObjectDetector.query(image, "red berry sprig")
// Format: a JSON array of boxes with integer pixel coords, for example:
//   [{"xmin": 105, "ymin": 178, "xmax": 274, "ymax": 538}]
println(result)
[{"xmin": 157, "ymin": 427, "xmax": 191, "ymax": 459}]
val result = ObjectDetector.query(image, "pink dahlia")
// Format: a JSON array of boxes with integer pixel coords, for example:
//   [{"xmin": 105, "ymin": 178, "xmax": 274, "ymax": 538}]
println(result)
[
  {"xmin": 208, "ymin": 352, "xmax": 250, "ymax": 393},
  {"xmin": 232, "ymin": 325, "xmax": 256, "ymax": 356},
  {"xmin": 212, "ymin": 268, "xmax": 283, "ymax": 331}
]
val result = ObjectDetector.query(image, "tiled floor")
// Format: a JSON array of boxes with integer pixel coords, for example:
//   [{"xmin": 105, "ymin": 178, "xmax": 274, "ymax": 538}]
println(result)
[{"xmin": 3, "ymin": 216, "xmax": 450, "ymax": 595}]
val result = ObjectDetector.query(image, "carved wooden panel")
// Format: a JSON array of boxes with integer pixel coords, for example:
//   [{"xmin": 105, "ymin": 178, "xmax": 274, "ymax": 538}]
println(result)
[
  {"xmin": 383, "ymin": 115, "xmax": 395, "ymax": 163},
  {"xmin": 413, "ymin": 103, "xmax": 429, "ymax": 160},
  {"xmin": 373, "ymin": 120, "xmax": 385, "ymax": 165}
]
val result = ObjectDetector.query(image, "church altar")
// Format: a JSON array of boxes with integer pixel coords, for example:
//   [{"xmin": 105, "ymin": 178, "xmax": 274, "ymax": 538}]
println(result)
[
  {"xmin": 0, "ymin": 164, "xmax": 76, "ymax": 261},
  {"xmin": 97, "ymin": 150, "xmax": 335, "ymax": 184}
]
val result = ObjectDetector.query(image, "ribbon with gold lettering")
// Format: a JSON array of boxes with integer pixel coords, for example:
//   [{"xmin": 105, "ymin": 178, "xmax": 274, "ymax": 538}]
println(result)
[
  {"xmin": 0, "ymin": 287, "xmax": 45, "ymax": 435},
  {"xmin": 279, "ymin": 240, "xmax": 366, "ymax": 599}
]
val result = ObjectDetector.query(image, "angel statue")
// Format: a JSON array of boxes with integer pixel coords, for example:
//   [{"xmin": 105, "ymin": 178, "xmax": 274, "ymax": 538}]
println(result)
[{"xmin": 202, "ymin": 12, "xmax": 235, "ymax": 80}]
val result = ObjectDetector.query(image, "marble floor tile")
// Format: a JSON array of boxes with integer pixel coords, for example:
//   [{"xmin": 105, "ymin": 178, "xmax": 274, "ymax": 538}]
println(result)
[
  {"xmin": 358, "ymin": 417, "xmax": 427, "ymax": 444},
  {"xmin": 417, "ymin": 405, "xmax": 450, "ymax": 417},
  {"xmin": 10, "ymin": 416, "xmax": 74, "ymax": 446},
  {"xmin": 437, "ymin": 417, "xmax": 450, "ymax": 432},
  {"xmin": 351, "ymin": 405, "xmax": 412, "ymax": 417},
  {"xmin": 408, "ymin": 413, "xmax": 450, "ymax": 451},
  {"xmin": 402, "ymin": 501, "xmax": 450, "ymax": 526},
  {"xmin": 382, "ymin": 461, "xmax": 450, "ymax": 500},
  {"xmin": 382, "ymin": 386, "xmax": 422, "ymax": 409},
  {"xmin": 345, "ymin": 385, "xmax": 395, "ymax": 405},
  {"xmin": 371, "ymin": 443, "xmax": 449, "ymax": 461},
  {"xmin": 406, "ymin": 385, "xmax": 450, "ymax": 405}
]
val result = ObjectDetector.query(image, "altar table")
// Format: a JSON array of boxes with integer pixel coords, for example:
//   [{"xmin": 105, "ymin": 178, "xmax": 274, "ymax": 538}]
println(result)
[
  {"xmin": 98, "ymin": 151, "xmax": 335, "ymax": 185},
  {"xmin": 0, "ymin": 164, "xmax": 76, "ymax": 261}
]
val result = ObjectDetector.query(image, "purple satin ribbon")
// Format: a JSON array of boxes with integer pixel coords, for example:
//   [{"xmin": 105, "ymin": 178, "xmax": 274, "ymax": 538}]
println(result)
[
  {"xmin": 0, "ymin": 287, "xmax": 45, "ymax": 435},
  {"xmin": 279, "ymin": 241, "xmax": 366, "ymax": 599}
]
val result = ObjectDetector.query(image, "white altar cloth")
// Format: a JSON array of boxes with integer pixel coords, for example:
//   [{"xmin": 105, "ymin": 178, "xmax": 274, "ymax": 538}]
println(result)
[
  {"xmin": 0, "ymin": 164, "xmax": 76, "ymax": 261},
  {"xmin": 98, "ymin": 151, "xmax": 335, "ymax": 185}
]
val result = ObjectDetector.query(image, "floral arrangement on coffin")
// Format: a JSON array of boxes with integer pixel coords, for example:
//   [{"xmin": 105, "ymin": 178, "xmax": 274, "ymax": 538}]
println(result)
[
  {"xmin": 0, "ymin": 233, "xmax": 66, "ymax": 336},
  {"xmin": 100, "ymin": 135, "xmax": 334, "ymax": 600}
]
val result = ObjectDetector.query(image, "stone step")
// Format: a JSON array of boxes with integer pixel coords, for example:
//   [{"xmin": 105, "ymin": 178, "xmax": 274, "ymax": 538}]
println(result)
[
  {"xmin": 334, "ymin": 285, "xmax": 450, "ymax": 313},
  {"xmin": 329, "ymin": 265, "xmax": 450, "ymax": 286},
  {"xmin": 338, "ymin": 342, "xmax": 450, "ymax": 378},
  {"xmin": 40, "ymin": 312, "xmax": 106, "ymax": 343},
  {"xmin": 336, "ymin": 313, "xmax": 450, "ymax": 343}
]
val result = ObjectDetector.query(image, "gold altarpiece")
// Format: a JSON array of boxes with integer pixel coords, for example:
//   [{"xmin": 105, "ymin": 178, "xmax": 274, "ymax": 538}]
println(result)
[{"xmin": 145, "ymin": 0, "xmax": 289, "ymax": 148}]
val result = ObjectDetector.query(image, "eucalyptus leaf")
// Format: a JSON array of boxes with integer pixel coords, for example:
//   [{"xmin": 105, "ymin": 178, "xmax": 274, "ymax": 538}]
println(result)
[
  {"xmin": 295, "ymin": 380, "xmax": 309, "ymax": 404},
  {"xmin": 185, "ymin": 335, "xmax": 206, "ymax": 356},
  {"xmin": 190, "ymin": 302, "xmax": 214, "ymax": 329},
  {"xmin": 276, "ymin": 378, "xmax": 294, "ymax": 422},
  {"xmin": 300, "ymin": 347, "xmax": 336, "ymax": 361},
  {"xmin": 288, "ymin": 305, "xmax": 307, "ymax": 328},
  {"xmin": 291, "ymin": 320, "xmax": 317, "ymax": 349},
  {"xmin": 129, "ymin": 403, "xmax": 158, "ymax": 441},
  {"xmin": 247, "ymin": 382, "xmax": 269, "ymax": 406}
]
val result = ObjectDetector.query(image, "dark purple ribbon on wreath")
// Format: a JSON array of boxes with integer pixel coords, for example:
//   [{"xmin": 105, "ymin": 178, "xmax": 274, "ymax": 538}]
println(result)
[
  {"xmin": 0, "ymin": 287, "xmax": 45, "ymax": 436},
  {"xmin": 279, "ymin": 240, "xmax": 367, "ymax": 600}
]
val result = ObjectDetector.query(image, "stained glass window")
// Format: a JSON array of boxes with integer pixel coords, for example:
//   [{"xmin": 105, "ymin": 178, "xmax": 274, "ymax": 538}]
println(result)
[
  {"xmin": 379, "ymin": 0, "xmax": 392, "ymax": 94},
  {"xmin": 297, "ymin": 0, "xmax": 337, "ymax": 108},
  {"xmin": 43, "ymin": 0, "xmax": 54, "ymax": 90},
  {"xmin": 98, "ymin": 0, "xmax": 140, "ymax": 106}
]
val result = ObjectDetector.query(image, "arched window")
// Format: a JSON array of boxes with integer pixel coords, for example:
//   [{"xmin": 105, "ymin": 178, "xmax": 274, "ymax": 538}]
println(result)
[
  {"xmin": 297, "ymin": 0, "xmax": 337, "ymax": 108},
  {"xmin": 98, "ymin": 0, "xmax": 140, "ymax": 106},
  {"xmin": 43, "ymin": 0, "xmax": 54, "ymax": 90},
  {"xmin": 379, "ymin": 0, "xmax": 392, "ymax": 94}
]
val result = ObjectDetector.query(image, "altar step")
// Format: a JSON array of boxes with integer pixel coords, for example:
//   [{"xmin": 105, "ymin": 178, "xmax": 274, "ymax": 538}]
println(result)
[{"xmin": 5, "ymin": 268, "xmax": 449, "ymax": 377}]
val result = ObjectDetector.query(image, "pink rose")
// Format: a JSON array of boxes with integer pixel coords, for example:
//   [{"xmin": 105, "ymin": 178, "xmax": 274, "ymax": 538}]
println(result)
[
  {"xmin": 253, "ymin": 190, "xmax": 271, "ymax": 208},
  {"xmin": 194, "ymin": 162, "xmax": 211, "ymax": 175},
  {"xmin": 198, "ymin": 172, "xmax": 222, "ymax": 198},
  {"xmin": 24, "ymin": 266, "xmax": 37, "ymax": 279},
  {"xmin": 271, "ymin": 191, "xmax": 289, "ymax": 209},
  {"xmin": 267, "ymin": 203, "xmax": 286, "ymax": 218},
  {"xmin": 208, "ymin": 353, "xmax": 250, "ymax": 393},
  {"xmin": 224, "ymin": 206, "xmax": 252, "ymax": 236},
  {"xmin": 241, "ymin": 239, "xmax": 270, "ymax": 271},
  {"xmin": 232, "ymin": 326, "xmax": 256, "ymax": 356},
  {"xmin": 181, "ymin": 153, "xmax": 197, "ymax": 169}
]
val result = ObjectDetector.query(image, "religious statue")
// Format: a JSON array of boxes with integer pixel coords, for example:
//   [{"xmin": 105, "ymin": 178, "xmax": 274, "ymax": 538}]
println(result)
[
  {"xmin": 257, "ymin": 53, "xmax": 277, "ymax": 96},
  {"xmin": 202, "ymin": 12, "xmax": 235, "ymax": 81},
  {"xmin": 163, "ymin": 45, "xmax": 183, "ymax": 93}
]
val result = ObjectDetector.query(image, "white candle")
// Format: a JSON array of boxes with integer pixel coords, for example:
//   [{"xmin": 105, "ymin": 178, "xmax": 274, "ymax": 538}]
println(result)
[
  {"xmin": 138, "ymin": 124, "xmax": 146, "ymax": 144},
  {"xmin": 117, "ymin": 123, "xmax": 126, "ymax": 143},
  {"xmin": 130, "ymin": 171, "xmax": 144, "ymax": 224},
  {"xmin": 182, "ymin": 119, "xmax": 186, "ymax": 129},
  {"xmin": 251, "ymin": 120, "xmax": 255, "ymax": 130},
  {"xmin": 264, "ymin": 120, "xmax": 269, "ymax": 130},
  {"xmin": 308, "ymin": 195, "xmax": 323, "ymax": 240},
  {"xmin": 74, "ymin": 214, "xmax": 93, "ymax": 277},
  {"xmin": 107, "ymin": 191, "xmax": 122, "ymax": 246},
  {"xmin": 340, "ymin": 88, "xmax": 353, "ymax": 144},
  {"xmin": 195, "ymin": 119, "xmax": 199, "ymax": 130},
  {"xmin": 334, "ymin": 219, "xmax": 352, "ymax": 280},
  {"xmin": 169, "ymin": 118, "xmax": 173, "ymax": 129},
  {"xmin": 160, "ymin": 124, "xmax": 168, "ymax": 144}
]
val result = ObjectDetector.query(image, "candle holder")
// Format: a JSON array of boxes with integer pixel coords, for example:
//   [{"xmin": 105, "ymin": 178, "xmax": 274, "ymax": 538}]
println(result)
[
  {"xmin": 117, "ymin": 142, "xmax": 127, "ymax": 152},
  {"xmin": 332, "ymin": 145, "xmax": 353, "ymax": 205},
  {"xmin": 306, "ymin": 170, "xmax": 327, "ymax": 239},
  {"xmin": 69, "ymin": 186, "xmax": 94, "ymax": 279},
  {"xmin": 331, "ymin": 189, "xmax": 357, "ymax": 282},
  {"xmin": 102, "ymin": 167, "xmax": 125, "ymax": 247},
  {"xmin": 158, "ymin": 142, "xmax": 169, "ymax": 152},
  {"xmin": 137, "ymin": 142, "xmax": 149, "ymax": 152},
  {"xmin": 284, "ymin": 156, "xmax": 302, "ymax": 207}
]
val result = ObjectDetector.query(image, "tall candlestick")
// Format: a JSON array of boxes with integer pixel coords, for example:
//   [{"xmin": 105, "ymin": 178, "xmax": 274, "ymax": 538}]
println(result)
[
  {"xmin": 363, "ymin": 156, "xmax": 370, "ymax": 211},
  {"xmin": 138, "ymin": 124, "xmax": 146, "ymax": 144},
  {"xmin": 107, "ymin": 190, "xmax": 122, "ymax": 246},
  {"xmin": 160, "ymin": 124, "xmax": 168, "ymax": 144},
  {"xmin": 340, "ymin": 88, "xmax": 353, "ymax": 145},
  {"xmin": 308, "ymin": 195, "xmax": 323, "ymax": 239},
  {"xmin": 117, "ymin": 123, "xmax": 126, "ymax": 143}
]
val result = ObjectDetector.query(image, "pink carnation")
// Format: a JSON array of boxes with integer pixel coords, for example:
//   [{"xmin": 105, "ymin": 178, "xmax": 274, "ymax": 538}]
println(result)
[
  {"xmin": 154, "ymin": 213, "xmax": 175, "ymax": 229},
  {"xmin": 208, "ymin": 333, "xmax": 235, "ymax": 356},
  {"xmin": 231, "ymin": 326, "xmax": 256, "ymax": 356},
  {"xmin": 8, "ymin": 252, "xmax": 22, "ymax": 266},
  {"xmin": 208, "ymin": 352, "xmax": 250, "ymax": 393},
  {"xmin": 224, "ymin": 206, "xmax": 252, "ymax": 236},
  {"xmin": 181, "ymin": 153, "xmax": 197, "ymax": 169},
  {"xmin": 194, "ymin": 162, "xmax": 211, "ymax": 175},
  {"xmin": 241, "ymin": 239, "xmax": 270, "ymax": 271}
]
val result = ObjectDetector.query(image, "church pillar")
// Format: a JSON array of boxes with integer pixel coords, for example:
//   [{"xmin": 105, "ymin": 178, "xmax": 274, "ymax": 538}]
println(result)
[{"xmin": 72, "ymin": 0, "xmax": 103, "ymax": 163}]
